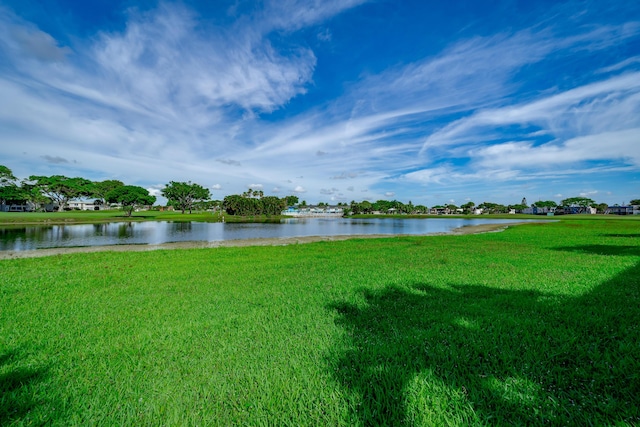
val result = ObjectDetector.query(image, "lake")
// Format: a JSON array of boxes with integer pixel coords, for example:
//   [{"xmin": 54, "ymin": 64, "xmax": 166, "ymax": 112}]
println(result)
[{"xmin": 0, "ymin": 218, "xmax": 540, "ymax": 251}]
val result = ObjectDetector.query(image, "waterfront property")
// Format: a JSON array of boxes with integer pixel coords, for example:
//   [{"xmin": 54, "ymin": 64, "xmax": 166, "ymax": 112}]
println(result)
[
  {"xmin": 282, "ymin": 205, "xmax": 344, "ymax": 217},
  {"xmin": 607, "ymin": 205, "xmax": 640, "ymax": 215}
]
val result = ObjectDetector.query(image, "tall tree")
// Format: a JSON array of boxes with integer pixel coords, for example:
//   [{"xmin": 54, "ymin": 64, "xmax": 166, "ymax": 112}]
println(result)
[
  {"xmin": 461, "ymin": 201, "xmax": 475, "ymax": 214},
  {"xmin": 222, "ymin": 194, "xmax": 244, "ymax": 215},
  {"xmin": 28, "ymin": 175, "xmax": 94, "ymax": 211},
  {"xmin": 93, "ymin": 180, "xmax": 124, "ymax": 205},
  {"xmin": 534, "ymin": 200, "xmax": 557, "ymax": 208},
  {"xmin": 0, "ymin": 165, "xmax": 21, "ymax": 206},
  {"xmin": 0, "ymin": 165, "xmax": 17, "ymax": 185},
  {"xmin": 630, "ymin": 199, "xmax": 640, "ymax": 206},
  {"xmin": 478, "ymin": 202, "xmax": 508, "ymax": 214},
  {"xmin": 360, "ymin": 200, "xmax": 373, "ymax": 213},
  {"xmin": 21, "ymin": 182, "xmax": 50, "ymax": 211},
  {"xmin": 261, "ymin": 196, "xmax": 286, "ymax": 216},
  {"xmin": 223, "ymin": 194, "xmax": 261, "ymax": 215},
  {"xmin": 446, "ymin": 203, "xmax": 459, "ymax": 214},
  {"xmin": 0, "ymin": 184, "xmax": 28, "ymax": 207},
  {"xmin": 106, "ymin": 186, "xmax": 156, "ymax": 217},
  {"xmin": 285, "ymin": 195, "xmax": 299, "ymax": 206},
  {"xmin": 414, "ymin": 204, "xmax": 428, "ymax": 214},
  {"xmin": 509, "ymin": 204, "xmax": 528, "ymax": 213},
  {"xmin": 162, "ymin": 181, "xmax": 211, "ymax": 214},
  {"xmin": 561, "ymin": 197, "xmax": 595, "ymax": 207}
]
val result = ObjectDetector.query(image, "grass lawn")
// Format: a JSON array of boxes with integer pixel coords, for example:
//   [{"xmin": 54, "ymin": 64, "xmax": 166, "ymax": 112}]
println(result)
[
  {"xmin": 1, "ymin": 218, "xmax": 639, "ymax": 425},
  {"xmin": 0, "ymin": 210, "xmax": 283, "ymax": 225}
]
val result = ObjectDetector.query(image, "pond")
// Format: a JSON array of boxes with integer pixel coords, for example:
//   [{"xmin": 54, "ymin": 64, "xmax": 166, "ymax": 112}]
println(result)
[{"xmin": 0, "ymin": 218, "xmax": 541, "ymax": 251}]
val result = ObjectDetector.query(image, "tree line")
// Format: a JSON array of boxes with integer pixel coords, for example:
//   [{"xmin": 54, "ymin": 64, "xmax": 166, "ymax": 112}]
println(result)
[
  {"xmin": 0, "ymin": 165, "xmax": 302, "ymax": 217},
  {"xmin": 348, "ymin": 197, "xmax": 640, "ymax": 215},
  {"xmin": 222, "ymin": 190, "xmax": 299, "ymax": 216},
  {"xmin": 0, "ymin": 165, "xmax": 214, "ymax": 217},
  {"xmin": 2, "ymin": 165, "xmax": 638, "ymax": 217}
]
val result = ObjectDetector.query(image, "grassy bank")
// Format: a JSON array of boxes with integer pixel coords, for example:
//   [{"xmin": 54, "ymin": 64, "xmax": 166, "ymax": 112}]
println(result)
[
  {"xmin": 1, "ymin": 219, "xmax": 639, "ymax": 425},
  {"xmin": 0, "ymin": 210, "xmax": 283, "ymax": 225}
]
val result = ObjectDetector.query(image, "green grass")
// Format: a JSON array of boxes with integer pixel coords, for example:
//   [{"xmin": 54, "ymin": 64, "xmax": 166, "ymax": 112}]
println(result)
[
  {"xmin": 1, "ymin": 218, "xmax": 639, "ymax": 425},
  {"xmin": 0, "ymin": 210, "xmax": 283, "ymax": 225}
]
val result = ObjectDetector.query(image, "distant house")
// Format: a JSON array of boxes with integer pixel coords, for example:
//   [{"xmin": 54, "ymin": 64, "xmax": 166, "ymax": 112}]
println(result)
[
  {"xmin": 552, "ymin": 206, "xmax": 596, "ymax": 215},
  {"xmin": 282, "ymin": 205, "xmax": 344, "ymax": 217},
  {"xmin": 0, "ymin": 203, "xmax": 32, "ymax": 212},
  {"xmin": 67, "ymin": 200, "xmax": 108, "ymax": 211},
  {"xmin": 607, "ymin": 205, "xmax": 636, "ymax": 215},
  {"xmin": 0, "ymin": 202, "xmax": 59, "ymax": 212},
  {"xmin": 522, "ymin": 206, "xmax": 556, "ymax": 215},
  {"xmin": 429, "ymin": 207, "xmax": 449, "ymax": 215}
]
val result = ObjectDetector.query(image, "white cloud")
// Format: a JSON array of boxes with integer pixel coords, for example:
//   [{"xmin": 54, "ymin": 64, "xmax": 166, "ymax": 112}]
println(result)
[
  {"xmin": 217, "ymin": 159, "xmax": 242, "ymax": 166},
  {"xmin": 90, "ymin": 4, "xmax": 317, "ymax": 115},
  {"xmin": 211, "ymin": 184, "xmax": 223, "ymax": 190},
  {"xmin": 261, "ymin": 0, "xmax": 368, "ymax": 33},
  {"xmin": 597, "ymin": 56, "xmax": 640, "ymax": 73},
  {"xmin": 317, "ymin": 28, "xmax": 332, "ymax": 42},
  {"xmin": 422, "ymin": 72, "xmax": 640, "ymax": 151},
  {"xmin": 293, "ymin": 185, "xmax": 307, "ymax": 193},
  {"xmin": 403, "ymin": 166, "xmax": 522, "ymax": 185},
  {"xmin": 474, "ymin": 128, "xmax": 640, "ymax": 169},
  {"xmin": 320, "ymin": 187, "xmax": 340, "ymax": 195},
  {"xmin": 7, "ymin": 25, "xmax": 71, "ymax": 62},
  {"xmin": 1, "ymin": 3, "xmax": 319, "ymax": 129},
  {"xmin": 147, "ymin": 187, "xmax": 162, "ymax": 198}
]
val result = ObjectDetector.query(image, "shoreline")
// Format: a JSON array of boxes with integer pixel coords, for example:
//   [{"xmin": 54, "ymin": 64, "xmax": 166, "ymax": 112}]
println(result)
[{"xmin": 0, "ymin": 222, "xmax": 529, "ymax": 260}]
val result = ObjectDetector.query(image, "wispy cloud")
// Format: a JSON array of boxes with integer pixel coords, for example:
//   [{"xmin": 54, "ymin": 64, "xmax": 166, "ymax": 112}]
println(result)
[
  {"xmin": 4, "ymin": 24, "xmax": 71, "ymax": 62},
  {"xmin": 41, "ymin": 155, "xmax": 73, "ymax": 164},
  {"xmin": 421, "ymin": 72, "xmax": 640, "ymax": 151},
  {"xmin": 597, "ymin": 56, "xmax": 640, "ymax": 73},
  {"xmin": 217, "ymin": 159, "xmax": 242, "ymax": 167},
  {"xmin": 259, "ymin": 0, "xmax": 368, "ymax": 33},
  {"xmin": 474, "ymin": 128, "xmax": 640, "ymax": 168}
]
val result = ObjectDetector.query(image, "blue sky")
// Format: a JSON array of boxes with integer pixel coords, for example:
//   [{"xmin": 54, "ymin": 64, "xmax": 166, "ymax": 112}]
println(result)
[{"xmin": 1, "ymin": 0, "xmax": 639, "ymax": 206}]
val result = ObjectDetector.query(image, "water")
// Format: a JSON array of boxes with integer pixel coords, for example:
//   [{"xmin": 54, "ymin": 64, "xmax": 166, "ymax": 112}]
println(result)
[{"xmin": 0, "ymin": 218, "xmax": 540, "ymax": 251}]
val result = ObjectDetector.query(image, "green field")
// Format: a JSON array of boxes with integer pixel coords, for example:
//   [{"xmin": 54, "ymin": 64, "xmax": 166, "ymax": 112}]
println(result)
[
  {"xmin": 1, "ymin": 218, "xmax": 639, "ymax": 425},
  {"xmin": 0, "ymin": 210, "xmax": 282, "ymax": 225}
]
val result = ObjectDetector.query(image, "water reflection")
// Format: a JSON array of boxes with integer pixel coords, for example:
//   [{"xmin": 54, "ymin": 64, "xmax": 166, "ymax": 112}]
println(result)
[{"xmin": 0, "ymin": 218, "xmax": 542, "ymax": 252}]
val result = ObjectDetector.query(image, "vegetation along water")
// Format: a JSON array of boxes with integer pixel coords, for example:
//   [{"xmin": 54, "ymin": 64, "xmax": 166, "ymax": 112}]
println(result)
[{"xmin": 1, "ymin": 217, "xmax": 639, "ymax": 425}]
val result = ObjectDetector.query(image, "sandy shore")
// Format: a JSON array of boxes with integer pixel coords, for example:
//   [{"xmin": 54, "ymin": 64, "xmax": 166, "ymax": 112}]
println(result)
[{"xmin": 0, "ymin": 222, "xmax": 528, "ymax": 260}]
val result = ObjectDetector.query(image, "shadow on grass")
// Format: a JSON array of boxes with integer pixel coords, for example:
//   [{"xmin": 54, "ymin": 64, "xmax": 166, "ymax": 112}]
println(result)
[
  {"xmin": 329, "ymin": 262, "xmax": 640, "ymax": 425},
  {"xmin": 0, "ymin": 350, "xmax": 49, "ymax": 426},
  {"xmin": 601, "ymin": 234, "xmax": 640, "ymax": 238},
  {"xmin": 553, "ymin": 244, "xmax": 640, "ymax": 257}
]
